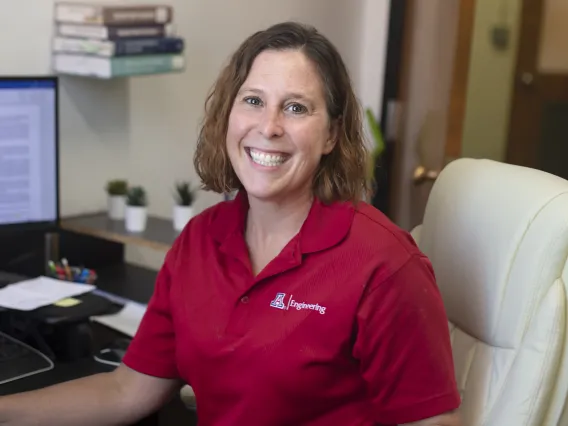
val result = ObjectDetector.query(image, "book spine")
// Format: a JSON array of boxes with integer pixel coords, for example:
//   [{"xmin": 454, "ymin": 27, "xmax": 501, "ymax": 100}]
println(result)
[
  {"xmin": 53, "ymin": 37, "xmax": 185, "ymax": 57},
  {"xmin": 53, "ymin": 37, "xmax": 115, "ymax": 57},
  {"xmin": 108, "ymin": 24, "xmax": 173, "ymax": 40},
  {"xmin": 53, "ymin": 54, "xmax": 110, "ymax": 79},
  {"xmin": 102, "ymin": 6, "xmax": 173, "ymax": 25},
  {"xmin": 57, "ymin": 23, "xmax": 108, "ymax": 39},
  {"xmin": 111, "ymin": 55, "xmax": 185, "ymax": 77},
  {"xmin": 55, "ymin": 4, "xmax": 173, "ymax": 25},
  {"xmin": 55, "ymin": 4, "xmax": 103, "ymax": 25},
  {"xmin": 114, "ymin": 38, "xmax": 184, "ymax": 56},
  {"xmin": 57, "ymin": 24, "xmax": 174, "ymax": 40}
]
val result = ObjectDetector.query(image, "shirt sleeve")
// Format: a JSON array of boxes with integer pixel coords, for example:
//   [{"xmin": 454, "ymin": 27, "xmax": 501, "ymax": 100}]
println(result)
[
  {"xmin": 122, "ymin": 249, "xmax": 179, "ymax": 379},
  {"xmin": 353, "ymin": 254, "xmax": 461, "ymax": 424}
]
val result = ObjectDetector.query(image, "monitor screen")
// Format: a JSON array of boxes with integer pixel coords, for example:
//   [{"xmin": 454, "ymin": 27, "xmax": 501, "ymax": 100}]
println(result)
[{"xmin": 0, "ymin": 78, "xmax": 58, "ymax": 230}]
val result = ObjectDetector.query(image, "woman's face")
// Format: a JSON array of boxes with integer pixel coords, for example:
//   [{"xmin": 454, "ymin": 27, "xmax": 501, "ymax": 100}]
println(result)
[{"xmin": 226, "ymin": 49, "xmax": 336, "ymax": 204}]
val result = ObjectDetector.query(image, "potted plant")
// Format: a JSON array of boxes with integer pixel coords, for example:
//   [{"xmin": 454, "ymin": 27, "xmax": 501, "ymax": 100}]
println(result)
[
  {"xmin": 105, "ymin": 179, "xmax": 128, "ymax": 220},
  {"xmin": 125, "ymin": 186, "xmax": 148, "ymax": 232},
  {"xmin": 172, "ymin": 181, "xmax": 195, "ymax": 232}
]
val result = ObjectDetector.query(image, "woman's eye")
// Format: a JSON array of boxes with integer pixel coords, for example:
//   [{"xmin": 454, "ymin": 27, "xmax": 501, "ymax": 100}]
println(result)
[
  {"xmin": 244, "ymin": 96, "xmax": 262, "ymax": 106},
  {"xmin": 287, "ymin": 103, "xmax": 307, "ymax": 114}
]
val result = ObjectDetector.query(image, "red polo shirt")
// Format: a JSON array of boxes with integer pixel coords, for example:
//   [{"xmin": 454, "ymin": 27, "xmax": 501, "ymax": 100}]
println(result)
[{"xmin": 123, "ymin": 192, "xmax": 460, "ymax": 425}]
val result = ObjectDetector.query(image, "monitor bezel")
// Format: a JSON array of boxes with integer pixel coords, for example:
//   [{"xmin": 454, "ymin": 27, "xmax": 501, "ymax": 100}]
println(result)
[{"xmin": 0, "ymin": 76, "xmax": 60, "ymax": 234}]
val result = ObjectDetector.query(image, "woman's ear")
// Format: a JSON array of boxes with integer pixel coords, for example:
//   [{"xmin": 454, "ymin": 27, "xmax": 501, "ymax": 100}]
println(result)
[{"xmin": 323, "ymin": 117, "xmax": 340, "ymax": 154}]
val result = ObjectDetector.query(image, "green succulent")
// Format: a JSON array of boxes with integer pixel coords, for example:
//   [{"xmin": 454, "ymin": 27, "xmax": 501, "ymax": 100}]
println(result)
[
  {"xmin": 173, "ymin": 181, "xmax": 195, "ymax": 206},
  {"xmin": 105, "ymin": 179, "xmax": 128, "ymax": 196},
  {"xmin": 126, "ymin": 186, "xmax": 147, "ymax": 207}
]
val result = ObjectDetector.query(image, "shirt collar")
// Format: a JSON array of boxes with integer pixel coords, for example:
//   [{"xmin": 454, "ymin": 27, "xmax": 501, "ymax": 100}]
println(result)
[{"xmin": 210, "ymin": 191, "xmax": 355, "ymax": 254}]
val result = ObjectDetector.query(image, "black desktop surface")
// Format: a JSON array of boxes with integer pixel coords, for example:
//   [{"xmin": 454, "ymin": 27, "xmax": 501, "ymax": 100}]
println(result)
[{"xmin": 95, "ymin": 263, "xmax": 158, "ymax": 304}]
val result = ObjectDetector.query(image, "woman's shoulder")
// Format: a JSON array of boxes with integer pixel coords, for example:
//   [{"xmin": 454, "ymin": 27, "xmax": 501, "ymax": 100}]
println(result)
[
  {"xmin": 182, "ymin": 197, "xmax": 241, "ymax": 233},
  {"xmin": 340, "ymin": 202, "xmax": 435, "ymax": 293},
  {"xmin": 346, "ymin": 201, "xmax": 424, "ymax": 265}
]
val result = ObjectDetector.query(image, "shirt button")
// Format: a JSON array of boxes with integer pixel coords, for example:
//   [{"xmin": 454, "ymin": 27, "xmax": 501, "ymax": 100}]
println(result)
[{"xmin": 240, "ymin": 296, "xmax": 249, "ymax": 304}]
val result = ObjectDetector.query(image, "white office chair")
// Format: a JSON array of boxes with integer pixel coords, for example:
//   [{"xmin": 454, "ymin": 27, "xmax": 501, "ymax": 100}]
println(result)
[{"xmin": 411, "ymin": 158, "xmax": 568, "ymax": 425}]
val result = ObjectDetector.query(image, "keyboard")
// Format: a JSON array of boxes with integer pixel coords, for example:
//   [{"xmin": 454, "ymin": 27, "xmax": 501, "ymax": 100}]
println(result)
[{"xmin": 0, "ymin": 331, "xmax": 54, "ymax": 385}]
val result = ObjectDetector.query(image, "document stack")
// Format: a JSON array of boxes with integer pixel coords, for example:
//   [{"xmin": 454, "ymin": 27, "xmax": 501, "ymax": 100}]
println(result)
[{"xmin": 52, "ymin": 2, "xmax": 186, "ymax": 79}]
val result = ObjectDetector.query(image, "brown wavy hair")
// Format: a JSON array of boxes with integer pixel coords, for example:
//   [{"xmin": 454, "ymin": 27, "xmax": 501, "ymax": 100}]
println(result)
[{"xmin": 193, "ymin": 21, "xmax": 370, "ymax": 204}]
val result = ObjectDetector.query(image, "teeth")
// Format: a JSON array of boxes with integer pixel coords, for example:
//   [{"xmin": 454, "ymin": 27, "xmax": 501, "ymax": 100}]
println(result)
[{"xmin": 249, "ymin": 149, "xmax": 286, "ymax": 167}]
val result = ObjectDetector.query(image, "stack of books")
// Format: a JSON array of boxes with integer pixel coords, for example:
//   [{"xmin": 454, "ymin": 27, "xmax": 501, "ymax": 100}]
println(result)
[{"xmin": 52, "ymin": 2, "xmax": 185, "ymax": 79}]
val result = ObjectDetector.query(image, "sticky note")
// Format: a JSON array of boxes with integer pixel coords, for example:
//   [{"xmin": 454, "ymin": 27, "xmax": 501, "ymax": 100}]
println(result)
[{"xmin": 54, "ymin": 297, "xmax": 82, "ymax": 307}]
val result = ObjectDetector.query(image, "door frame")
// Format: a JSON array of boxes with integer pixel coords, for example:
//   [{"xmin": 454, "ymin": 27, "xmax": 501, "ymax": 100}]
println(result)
[
  {"xmin": 379, "ymin": 0, "xmax": 409, "ymax": 130},
  {"xmin": 377, "ymin": 0, "xmax": 411, "ymax": 220},
  {"xmin": 445, "ymin": 0, "xmax": 477, "ymax": 160},
  {"xmin": 370, "ymin": 0, "xmax": 408, "ymax": 218}
]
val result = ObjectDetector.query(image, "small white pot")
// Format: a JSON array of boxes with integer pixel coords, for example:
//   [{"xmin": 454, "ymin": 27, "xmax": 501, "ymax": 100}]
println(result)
[
  {"xmin": 173, "ymin": 205, "xmax": 193, "ymax": 232},
  {"xmin": 107, "ymin": 195, "xmax": 126, "ymax": 220},
  {"xmin": 125, "ymin": 206, "xmax": 148, "ymax": 233}
]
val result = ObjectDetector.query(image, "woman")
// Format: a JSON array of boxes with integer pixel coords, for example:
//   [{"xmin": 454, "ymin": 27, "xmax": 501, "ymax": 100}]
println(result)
[{"xmin": 0, "ymin": 22, "xmax": 461, "ymax": 426}]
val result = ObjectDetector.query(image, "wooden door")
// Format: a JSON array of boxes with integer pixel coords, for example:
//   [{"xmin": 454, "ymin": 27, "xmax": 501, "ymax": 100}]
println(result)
[
  {"xmin": 388, "ymin": 0, "xmax": 474, "ymax": 230},
  {"xmin": 506, "ymin": 0, "xmax": 568, "ymax": 178}
]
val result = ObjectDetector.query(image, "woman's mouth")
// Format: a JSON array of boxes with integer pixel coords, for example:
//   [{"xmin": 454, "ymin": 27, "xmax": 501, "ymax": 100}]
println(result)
[{"xmin": 246, "ymin": 147, "xmax": 289, "ymax": 168}]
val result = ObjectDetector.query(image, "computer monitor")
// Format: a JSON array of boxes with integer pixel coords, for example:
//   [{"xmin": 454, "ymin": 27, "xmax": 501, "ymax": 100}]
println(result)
[{"xmin": 0, "ymin": 77, "xmax": 59, "ymax": 233}]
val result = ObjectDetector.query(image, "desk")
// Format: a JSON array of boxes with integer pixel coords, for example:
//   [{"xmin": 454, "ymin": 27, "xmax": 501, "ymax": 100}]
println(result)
[
  {"xmin": 60, "ymin": 212, "xmax": 176, "ymax": 252},
  {"xmin": 0, "ymin": 264, "xmax": 197, "ymax": 426}
]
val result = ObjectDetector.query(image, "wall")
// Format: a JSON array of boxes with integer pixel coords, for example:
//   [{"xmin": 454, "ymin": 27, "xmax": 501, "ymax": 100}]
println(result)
[
  {"xmin": 0, "ymin": 0, "xmax": 390, "ymax": 269},
  {"xmin": 357, "ymin": 0, "xmax": 391, "ymax": 120},
  {"xmin": 460, "ymin": 0, "xmax": 522, "ymax": 160}
]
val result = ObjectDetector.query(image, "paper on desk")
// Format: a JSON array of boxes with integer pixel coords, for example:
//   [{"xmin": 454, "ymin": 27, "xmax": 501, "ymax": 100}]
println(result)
[
  {"xmin": 91, "ymin": 302, "xmax": 147, "ymax": 337},
  {"xmin": 0, "ymin": 276, "xmax": 95, "ymax": 311}
]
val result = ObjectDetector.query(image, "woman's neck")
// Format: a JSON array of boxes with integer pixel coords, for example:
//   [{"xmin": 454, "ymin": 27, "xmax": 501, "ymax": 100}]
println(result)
[
  {"xmin": 245, "ymin": 191, "xmax": 313, "ymax": 274},
  {"xmin": 246, "ymin": 191, "xmax": 313, "ymax": 241}
]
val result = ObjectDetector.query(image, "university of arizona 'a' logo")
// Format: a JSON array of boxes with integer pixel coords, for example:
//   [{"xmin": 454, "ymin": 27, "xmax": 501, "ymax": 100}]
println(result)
[{"xmin": 270, "ymin": 292, "xmax": 287, "ymax": 310}]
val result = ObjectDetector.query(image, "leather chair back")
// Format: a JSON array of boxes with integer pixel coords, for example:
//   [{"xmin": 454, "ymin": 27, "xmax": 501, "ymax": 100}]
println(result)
[{"xmin": 412, "ymin": 158, "xmax": 568, "ymax": 425}]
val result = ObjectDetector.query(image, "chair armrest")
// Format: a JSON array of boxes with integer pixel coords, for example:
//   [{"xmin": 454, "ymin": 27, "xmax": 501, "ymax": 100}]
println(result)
[{"xmin": 180, "ymin": 385, "xmax": 196, "ymax": 410}]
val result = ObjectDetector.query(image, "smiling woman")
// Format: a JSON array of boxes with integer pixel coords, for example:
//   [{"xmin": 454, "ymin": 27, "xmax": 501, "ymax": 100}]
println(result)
[
  {"xmin": 0, "ymin": 21, "xmax": 461, "ymax": 426},
  {"xmin": 227, "ymin": 49, "xmax": 337, "ymax": 206},
  {"xmin": 194, "ymin": 22, "xmax": 368, "ymax": 205}
]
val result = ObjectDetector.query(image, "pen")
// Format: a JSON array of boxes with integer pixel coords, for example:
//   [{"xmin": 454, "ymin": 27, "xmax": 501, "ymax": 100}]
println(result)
[
  {"xmin": 48, "ymin": 260, "xmax": 57, "ymax": 276},
  {"xmin": 79, "ymin": 268, "xmax": 90, "ymax": 283},
  {"xmin": 55, "ymin": 265, "xmax": 66, "ymax": 280},
  {"xmin": 61, "ymin": 258, "xmax": 73, "ymax": 281}
]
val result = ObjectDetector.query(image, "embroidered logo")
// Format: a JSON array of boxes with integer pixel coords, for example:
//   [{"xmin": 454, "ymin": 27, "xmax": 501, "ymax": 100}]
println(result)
[
  {"xmin": 269, "ymin": 292, "xmax": 327, "ymax": 315},
  {"xmin": 269, "ymin": 292, "xmax": 287, "ymax": 310}
]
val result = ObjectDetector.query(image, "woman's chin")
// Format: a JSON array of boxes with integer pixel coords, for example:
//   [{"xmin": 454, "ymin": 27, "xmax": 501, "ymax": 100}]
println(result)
[
  {"xmin": 241, "ymin": 180, "xmax": 289, "ymax": 202},
  {"xmin": 244, "ymin": 188, "xmax": 282, "ymax": 202}
]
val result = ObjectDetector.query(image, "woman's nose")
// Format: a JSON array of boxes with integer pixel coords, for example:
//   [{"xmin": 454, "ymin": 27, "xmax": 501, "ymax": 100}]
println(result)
[{"xmin": 258, "ymin": 107, "xmax": 284, "ymax": 139}]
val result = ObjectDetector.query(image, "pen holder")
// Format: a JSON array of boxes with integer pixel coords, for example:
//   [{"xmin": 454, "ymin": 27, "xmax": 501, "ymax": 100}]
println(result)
[{"xmin": 48, "ymin": 260, "xmax": 98, "ymax": 285}]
